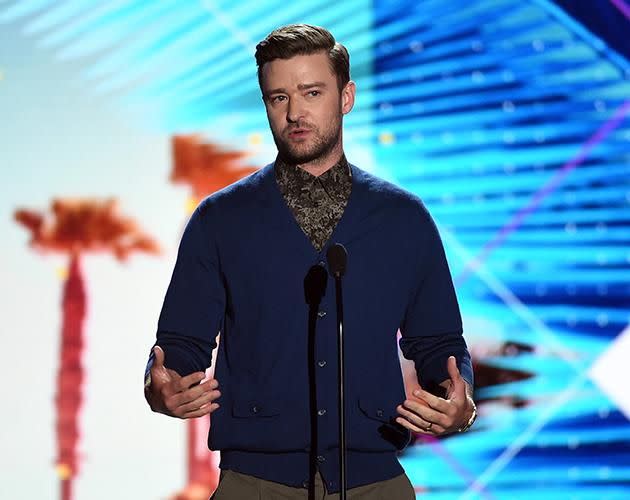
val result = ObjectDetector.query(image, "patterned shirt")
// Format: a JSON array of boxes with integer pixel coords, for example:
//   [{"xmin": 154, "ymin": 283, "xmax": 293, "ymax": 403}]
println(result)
[{"xmin": 275, "ymin": 155, "xmax": 352, "ymax": 251}]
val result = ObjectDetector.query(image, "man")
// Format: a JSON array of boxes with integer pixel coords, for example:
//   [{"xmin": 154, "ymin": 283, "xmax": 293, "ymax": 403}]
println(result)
[{"xmin": 145, "ymin": 24, "xmax": 476, "ymax": 499}]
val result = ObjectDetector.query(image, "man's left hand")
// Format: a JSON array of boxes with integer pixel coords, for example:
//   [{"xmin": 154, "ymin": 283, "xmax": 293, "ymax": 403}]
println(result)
[{"xmin": 395, "ymin": 355, "xmax": 475, "ymax": 435}]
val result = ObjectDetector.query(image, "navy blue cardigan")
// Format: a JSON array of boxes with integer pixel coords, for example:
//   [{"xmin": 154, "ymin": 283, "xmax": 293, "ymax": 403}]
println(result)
[{"xmin": 154, "ymin": 162, "xmax": 472, "ymax": 491}]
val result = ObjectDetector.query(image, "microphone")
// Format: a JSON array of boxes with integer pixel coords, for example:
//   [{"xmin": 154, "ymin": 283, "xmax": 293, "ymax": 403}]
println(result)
[
  {"xmin": 304, "ymin": 262, "xmax": 328, "ymax": 307},
  {"xmin": 326, "ymin": 243, "xmax": 347, "ymax": 278},
  {"xmin": 304, "ymin": 263, "xmax": 328, "ymax": 499}
]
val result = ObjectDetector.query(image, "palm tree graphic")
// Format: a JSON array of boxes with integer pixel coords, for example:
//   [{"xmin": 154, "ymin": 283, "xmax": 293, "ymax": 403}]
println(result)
[{"xmin": 15, "ymin": 198, "xmax": 159, "ymax": 500}]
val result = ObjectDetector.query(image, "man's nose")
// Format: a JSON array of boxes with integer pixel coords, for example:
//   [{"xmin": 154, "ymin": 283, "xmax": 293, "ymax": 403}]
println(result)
[{"xmin": 287, "ymin": 99, "xmax": 304, "ymax": 123}]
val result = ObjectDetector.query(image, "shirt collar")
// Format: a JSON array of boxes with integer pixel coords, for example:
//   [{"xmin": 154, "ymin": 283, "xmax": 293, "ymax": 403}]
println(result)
[{"xmin": 274, "ymin": 154, "xmax": 352, "ymax": 202}]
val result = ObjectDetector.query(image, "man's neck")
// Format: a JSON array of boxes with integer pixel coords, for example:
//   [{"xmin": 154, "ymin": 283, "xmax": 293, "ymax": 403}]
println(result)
[
  {"xmin": 294, "ymin": 149, "xmax": 344, "ymax": 177},
  {"xmin": 299, "ymin": 160, "xmax": 340, "ymax": 177}
]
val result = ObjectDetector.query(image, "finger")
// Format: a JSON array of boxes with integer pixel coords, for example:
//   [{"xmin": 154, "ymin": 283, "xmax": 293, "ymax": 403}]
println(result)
[
  {"xmin": 399, "ymin": 402, "xmax": 449, "ymax": 429},
  {"xmin": 169, "ymin": 379, "xmax": 218, "ymax": 408},
  {"xmin": 397, "ymin": 404, "xmax": 430, "ymax": 428},
  {"xmin": 172, "ymin": 383, "xmax": 221, "ymax": 410},
  {"xmin": 153, "ymin": 346, "xmax": 165, "ymax": 367},
  {"xmin": 160, "ymin": 371, "xmax": 204, "ymax": 401},
  {"xmin": 204, "ymin": 378, "xmax": 220, "ymax": 390},
  {"xmin": 150, "ymin": 346, "xmax": 169, "ymax": 380},
  {"xmin": 176, "ymin": 371, "xmax": 207, "ymax": 392},
  {"xmin": 150, "ymin": 348, "xmax": 174, "ymax": 389},
  {"xmin": 187, "ymin": 377, "xmax": 219, "ymax": 396},
  {"xmin": 446, "ymin": 357, "xmax": 467, "ymax": 403},
  {"xmin": 176, "ymin": 390, "xmax": 221, "ymax": 415},
  {"xmin": 413, "ymin": 388, "xmax": 451, "ymax": 413},
  {"xmin": 447, "ymin": 356, "xmax": 464, "ymax": 385},
  {"xmin": 395, "ymin": 416, "xmax": 436, "ymax": 435},
  {"xmin": 182, "ymin": 402, "xmax": 220, "ymax": 419}
]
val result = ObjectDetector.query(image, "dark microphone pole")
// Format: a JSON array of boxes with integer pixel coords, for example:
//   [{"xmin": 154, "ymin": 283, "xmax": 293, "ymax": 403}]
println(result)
[{"xmin": 327, "ymin": 243, "xmax": 348, "ymax": 500}]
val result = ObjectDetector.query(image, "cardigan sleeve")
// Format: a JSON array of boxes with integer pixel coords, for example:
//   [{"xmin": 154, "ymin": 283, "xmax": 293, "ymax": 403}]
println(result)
[
  {"xmin": 147, "ymin": 202, "xmax": 226, "ymax": 376},
  {"xmin": 399, "ymin": 208, "xmax": 473, "ymax": 389}
]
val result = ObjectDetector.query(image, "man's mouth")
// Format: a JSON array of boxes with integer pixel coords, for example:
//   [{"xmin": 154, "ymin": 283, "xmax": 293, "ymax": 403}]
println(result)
[{"xmin": 288, "ymin": 128, "xmax": 311, "ymax": 139}]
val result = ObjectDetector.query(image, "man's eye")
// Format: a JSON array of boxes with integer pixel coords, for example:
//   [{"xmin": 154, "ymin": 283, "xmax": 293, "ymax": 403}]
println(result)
[
  {"xmin": 272, "ymin": 96, "xmax": 286, "ymax": 103},
  {"xmin": 307, "ymin": 90, "xmax": 320, "ymax": 97}
]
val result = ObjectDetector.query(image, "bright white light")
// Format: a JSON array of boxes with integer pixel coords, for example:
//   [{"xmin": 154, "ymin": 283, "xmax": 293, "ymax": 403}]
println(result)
[{"xmin": 589, "ymin": 325, "xmax": 630, "ymax": 419}]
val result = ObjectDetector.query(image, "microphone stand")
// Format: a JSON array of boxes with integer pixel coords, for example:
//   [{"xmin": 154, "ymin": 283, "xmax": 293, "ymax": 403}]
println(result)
[{"xmin": 327, "ymin": 243, "xmax": 348, "ymax": 500}]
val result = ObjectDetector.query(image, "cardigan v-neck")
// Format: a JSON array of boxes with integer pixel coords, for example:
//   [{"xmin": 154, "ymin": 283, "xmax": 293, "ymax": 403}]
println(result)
[
  {"xmin": 274, "ymin": 155, "xmax": 352, "ymax": 252},
  {"xmin": 253, "ymin": 161, "xmax": 371, "ymax": 260}
]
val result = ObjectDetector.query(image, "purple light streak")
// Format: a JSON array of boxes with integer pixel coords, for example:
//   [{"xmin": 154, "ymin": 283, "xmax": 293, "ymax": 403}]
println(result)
[{"xmin": 609, "ymin": 0, "xmax": 630, "ymax": 20}]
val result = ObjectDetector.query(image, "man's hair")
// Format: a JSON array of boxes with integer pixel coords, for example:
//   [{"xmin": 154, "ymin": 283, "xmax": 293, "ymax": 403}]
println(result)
[{"xmin": 255, "ymin": 24, "xmax": 350, "ymax": 92}]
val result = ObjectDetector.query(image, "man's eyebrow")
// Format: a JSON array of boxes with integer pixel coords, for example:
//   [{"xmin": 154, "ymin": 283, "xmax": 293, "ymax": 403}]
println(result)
[
  {"xmin": 265, "ymin": 87, "xmax": 287, "ymax": 96},
  {"xmin": 265, "ymin": 82, "xmax": 328, "ymax": 96},
  {"xmin": 297, "ymin": 81, "xmax": 327, "ymax": 90}
]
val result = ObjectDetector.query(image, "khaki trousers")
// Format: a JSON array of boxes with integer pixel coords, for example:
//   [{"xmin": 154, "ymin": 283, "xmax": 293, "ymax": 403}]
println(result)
[{"xmin": 211, "ymin": 469, "xmax": 415, "ymax": 500}]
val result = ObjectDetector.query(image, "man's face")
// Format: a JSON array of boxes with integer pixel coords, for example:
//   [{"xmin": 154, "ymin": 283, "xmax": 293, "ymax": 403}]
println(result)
[{"xmin": 261, "ymin": 52, "xmax": 355, "ymax": 165}]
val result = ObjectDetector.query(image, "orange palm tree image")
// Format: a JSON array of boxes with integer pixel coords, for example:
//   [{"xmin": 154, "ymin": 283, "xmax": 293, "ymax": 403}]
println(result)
[
  {"xmin": 14, "ymin": 198, "xmax": 159, "ymax": 500},
  {"xmin": 172, "ymin": 134, "xmax": 258, "ymax": 203},
  {"xmin": 170, "ymin": 135, "xmax": 257, "ymax": 500}
]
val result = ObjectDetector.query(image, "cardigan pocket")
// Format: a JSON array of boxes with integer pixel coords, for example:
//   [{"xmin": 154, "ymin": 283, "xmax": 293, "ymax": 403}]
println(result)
[
  {"xmin": 357, "ymin": 395, "xmax": 410, "ymax": 451},
  {"xmin": 358, "ymin": 395, "xmax": 394, "ymax": 424}
]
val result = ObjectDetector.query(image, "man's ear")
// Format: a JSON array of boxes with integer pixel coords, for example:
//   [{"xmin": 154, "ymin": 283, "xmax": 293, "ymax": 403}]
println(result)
[{"xmin": 341, "ymin": 81, "xmax": 356, "ymax": 115}]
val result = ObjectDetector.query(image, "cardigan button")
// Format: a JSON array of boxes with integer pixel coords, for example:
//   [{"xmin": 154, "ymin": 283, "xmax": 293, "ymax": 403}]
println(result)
[
  {"xmin": 317, "ymin": 455, "xmax": 326, "ymax": 463},
  {"xmin": 317, "ymin": 310, "xmax": 327, "ymax": 318},
  {"xmin": 302, "ymin": 480, "xmax": 309, "ymax": 488},
  {"xmin": 252, "ymin": 405, "xmax": 260, "ymax": 414},
  {"xmin": 318, "ymin": 360, "xmax": 327, "ymax": 368},
  {"xmin": 317, "ymin": 408, "xmax": 327, "ymax": 416},
  {"xmin": 376, "ymin": 409, "xmax": 384, "ymax": 417}
]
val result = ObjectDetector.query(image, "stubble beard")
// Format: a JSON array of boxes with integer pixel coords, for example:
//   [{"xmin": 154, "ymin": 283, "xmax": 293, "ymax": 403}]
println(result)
[{"xmin": 272, "ymin": 115, "xmax": 342, "ymax": 166}]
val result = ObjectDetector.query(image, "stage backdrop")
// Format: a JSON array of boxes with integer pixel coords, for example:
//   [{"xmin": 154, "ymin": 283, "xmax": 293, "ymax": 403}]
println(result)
[{"xmin": 1, "ymin": 1, "xmax": 629, "ymax": 499}]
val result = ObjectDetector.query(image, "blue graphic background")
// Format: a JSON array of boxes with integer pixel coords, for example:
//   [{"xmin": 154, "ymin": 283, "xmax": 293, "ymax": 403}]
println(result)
[{"xmin": 1, "ymin": 1, "xmax": 628, "ymax": 498}]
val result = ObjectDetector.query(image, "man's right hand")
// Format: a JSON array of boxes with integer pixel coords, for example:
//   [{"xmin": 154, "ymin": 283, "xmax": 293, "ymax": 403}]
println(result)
[{"xmin": 145, "ymin": 345, "xmax": 221, "ymax": 419}]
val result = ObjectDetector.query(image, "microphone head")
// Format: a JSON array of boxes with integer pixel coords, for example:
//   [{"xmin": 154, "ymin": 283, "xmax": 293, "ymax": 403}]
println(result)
[
  {"xmin": 304, "ymin": 263, "xmax": 328, "ymax": 305},
  {"xmin": 326, "ymin": 243, "xmax": 347, "ymax": 278}
]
